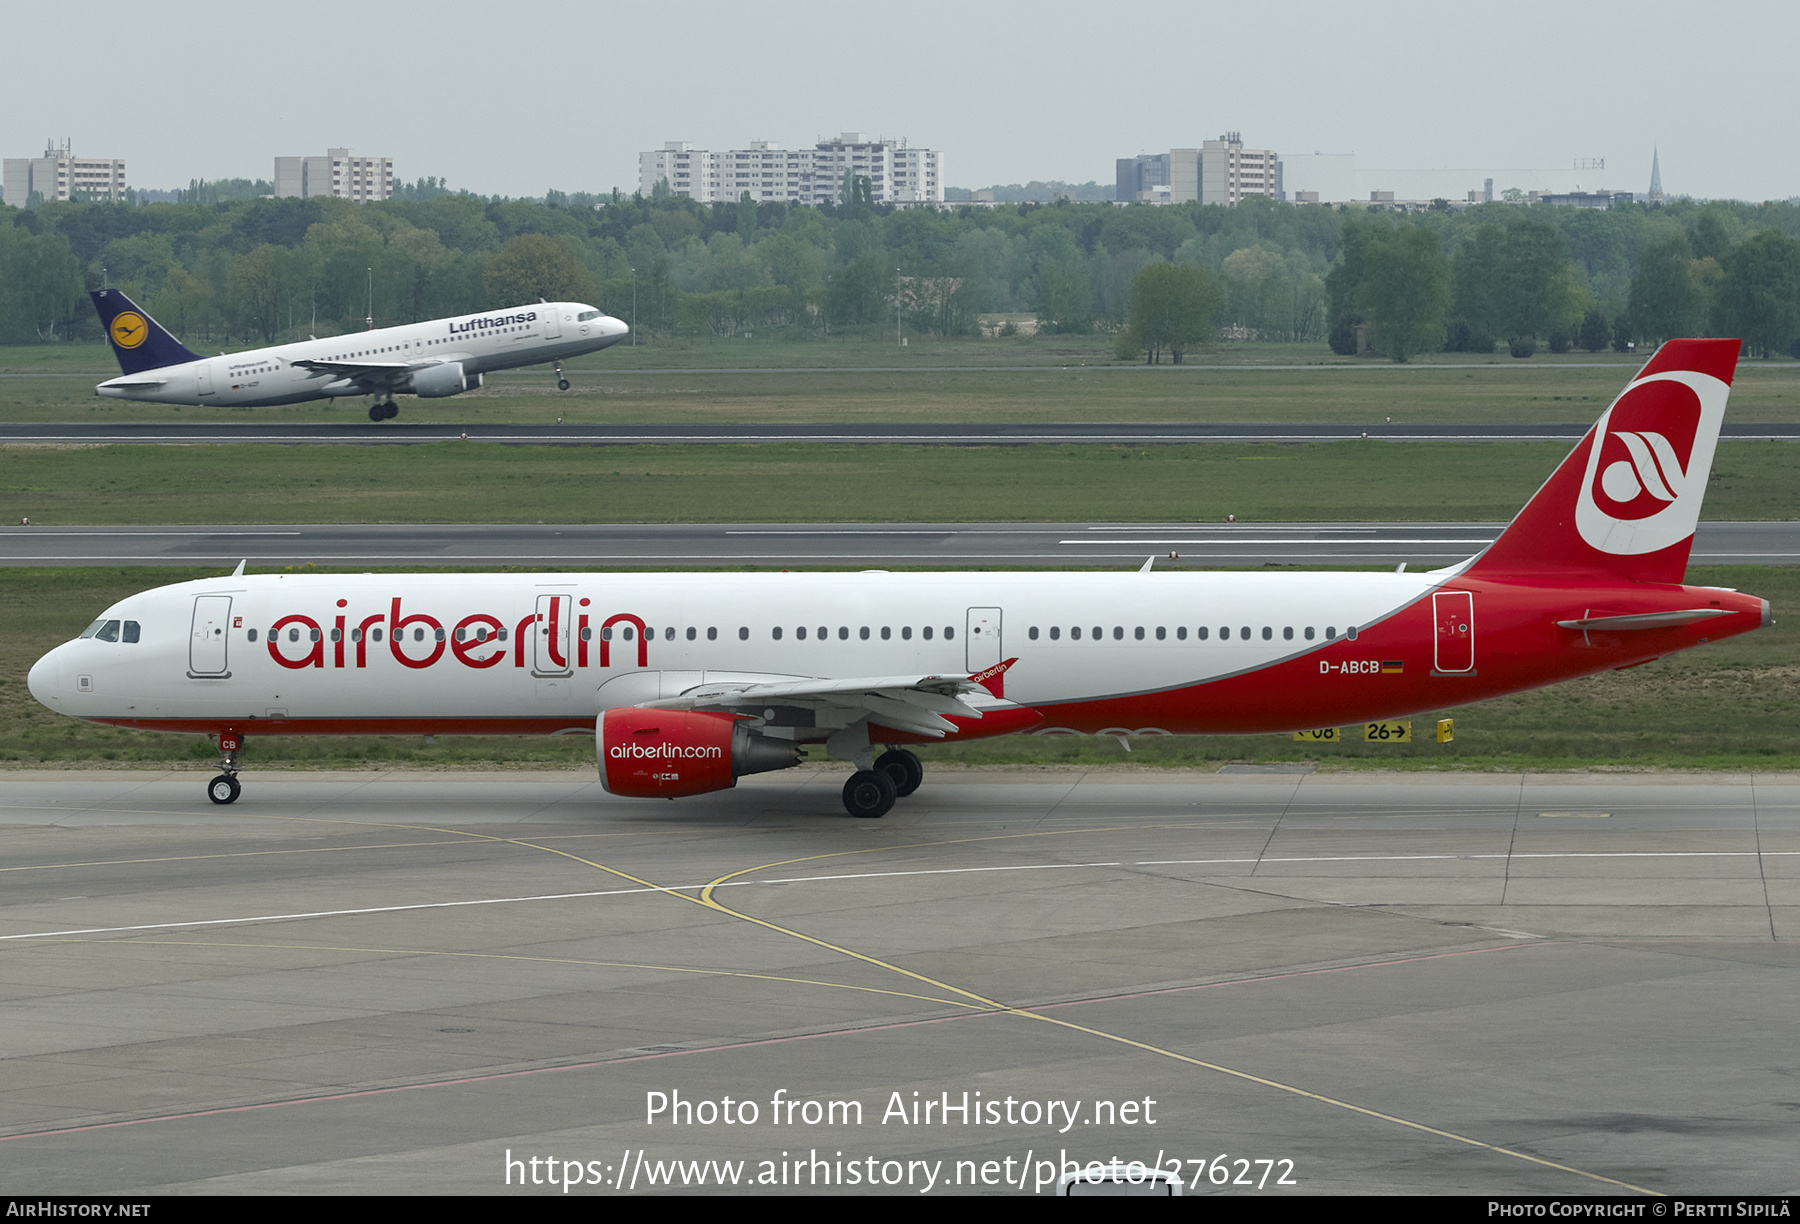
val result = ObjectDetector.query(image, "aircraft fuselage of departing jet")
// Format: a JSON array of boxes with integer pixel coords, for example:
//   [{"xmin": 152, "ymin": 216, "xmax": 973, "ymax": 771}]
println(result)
[{"xmin": 89, "ymin": 289, "xmax": 629, "ymax": 421}]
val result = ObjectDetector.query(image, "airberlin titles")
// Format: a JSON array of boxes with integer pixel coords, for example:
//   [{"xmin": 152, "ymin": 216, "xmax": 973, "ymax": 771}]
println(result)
[
  {"xmin": 446, "ymin": 309, "xmax": 540, "ymax": 336},
  {"xmin": 262, "ymin": 595, "xmax": 651, "ymax": 672}
]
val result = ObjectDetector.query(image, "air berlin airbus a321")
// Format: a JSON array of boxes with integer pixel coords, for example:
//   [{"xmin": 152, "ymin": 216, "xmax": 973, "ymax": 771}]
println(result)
[
  {"xmin": 30, "ymin": 340, "xmax": 1767, "ymax": 818},
  {"xmin": 88, "ymin": 288, "xmax": 630, "ymax": 421}
]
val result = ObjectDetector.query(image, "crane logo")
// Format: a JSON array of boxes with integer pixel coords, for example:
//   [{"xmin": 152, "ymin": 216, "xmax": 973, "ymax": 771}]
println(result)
[
  {"xmin": 109, "ymin": 312, "xmax": 149, "ymax": 349},
  {"xmin": 1575, "ymin": 371, "xmax": 1727, "ymax": 556}
]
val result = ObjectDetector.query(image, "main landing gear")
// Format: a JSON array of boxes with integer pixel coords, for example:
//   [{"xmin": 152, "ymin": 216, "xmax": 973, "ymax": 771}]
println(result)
[
  {"xmin": 554, "ymin": 361, "xmax": 570, "ymax": 392},
  {"xmin": 368, "ymin": 398, "xmax": 399, "ymax": 422},
  {"xmin": 208, "ymin": 731, "xmax": 243, "ymax": 805},
  {"xmin": 840, "ymin": 747, "xmax": 924, "ymax": 818}
]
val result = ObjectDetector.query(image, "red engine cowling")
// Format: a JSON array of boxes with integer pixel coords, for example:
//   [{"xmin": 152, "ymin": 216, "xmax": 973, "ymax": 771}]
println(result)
[{"xmin": 599, "ymin": 708, "xmax": 798, "ymax": 798}]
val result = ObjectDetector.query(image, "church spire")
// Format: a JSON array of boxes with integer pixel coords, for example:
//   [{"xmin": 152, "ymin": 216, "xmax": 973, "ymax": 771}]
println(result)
[{"xmin": 1648, "ymin": 147, "xmax": 1664, "ymax": 206}]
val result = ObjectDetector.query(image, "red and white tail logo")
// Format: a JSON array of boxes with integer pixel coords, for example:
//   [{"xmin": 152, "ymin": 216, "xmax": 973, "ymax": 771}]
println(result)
[
  {"xmin": 1469, "ymin": 339, "xmax": 1739, "ymax": 584},
  {"xmin": 1574, "ymin": 367, "xmax": 1728, "ymax": 557}
]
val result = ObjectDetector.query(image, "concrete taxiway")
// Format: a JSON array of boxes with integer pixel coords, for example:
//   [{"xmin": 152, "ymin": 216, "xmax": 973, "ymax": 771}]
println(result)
[
  {"xmin": 4, "ymin": 520, "xmax": 1797, "ymax": 569},
  {"xmin": 0, "ymin": 768, "xmax": 1793, "ymax": 1195}
]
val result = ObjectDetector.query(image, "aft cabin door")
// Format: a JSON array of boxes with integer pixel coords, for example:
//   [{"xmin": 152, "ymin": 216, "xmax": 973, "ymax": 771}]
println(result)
[
  {"xmin": 189, "ymin": 595, "xmax": 231, "ymax": 676},
  {"xmin": 966, "ymin": 607, "xmax": 1002, "ymax": 674},
  {"xmin": 533, "ymin": 594, "xmax": 573, "ymax": 676},
  {"xmin": 196, "ymin": 360, "xmax": 215, "ymax": 397},
  {"xmin": 1433, "ymin": 591, "xmax": 1474, "ymax": 673}
]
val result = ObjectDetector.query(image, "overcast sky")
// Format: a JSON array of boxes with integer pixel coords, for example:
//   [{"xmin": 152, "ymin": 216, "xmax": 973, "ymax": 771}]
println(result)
[{"xmin": 10, "ymin": 0, "xmax": 1796, "ymax": 203}]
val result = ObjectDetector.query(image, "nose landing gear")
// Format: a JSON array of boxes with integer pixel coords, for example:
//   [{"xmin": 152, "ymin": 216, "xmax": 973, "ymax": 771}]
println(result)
[
  {"xmin": 208, "ymin": 730, "xmax": 243, "ymax": 805},
  {"xmin": 554, "ymin": 361, "xmax": 570, "ymax": 392}
]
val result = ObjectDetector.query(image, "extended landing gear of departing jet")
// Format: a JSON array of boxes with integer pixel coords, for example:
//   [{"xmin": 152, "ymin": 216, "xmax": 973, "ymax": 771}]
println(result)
[
  {"xmin": 208, "ymin": 731, "xmax": 243, "ymax": 805},
  {"xmin": 554, "ymin": 361, "xmax": 570, "ymax": 392},
  {"xmin": 368, "ymin": 399, "xmax": 399, "ymax": 422}
]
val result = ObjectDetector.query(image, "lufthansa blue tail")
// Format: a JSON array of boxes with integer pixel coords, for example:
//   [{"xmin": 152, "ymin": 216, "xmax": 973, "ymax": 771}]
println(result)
[{"xmin": 91, "ymin": 289, "xmax": 202, "ymax": 375}]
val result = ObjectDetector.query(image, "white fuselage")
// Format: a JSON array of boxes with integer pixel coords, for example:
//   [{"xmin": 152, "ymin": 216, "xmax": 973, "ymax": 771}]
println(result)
[
  {"xmin": 95, "ymin": 303, "xmax": 629, "ymax": 406},
  {"xmin": 28, "ymin": 568, "xmax": 1449, "ymax": 739}
]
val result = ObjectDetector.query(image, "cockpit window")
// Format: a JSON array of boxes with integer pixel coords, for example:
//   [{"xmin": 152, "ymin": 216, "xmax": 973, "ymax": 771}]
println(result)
[
  {"xmin": 122, "ymin": 621, "xmax": 141, "ymax": 643},
  {"xmin": 577, "ymin": 310, "xmax": 603, "ymax": 322},
  {"xmin": 95, "ymin": 620, "xmax": 121, "ymax": 642},
  {"xmin": 79, "ymin": 620, "xmax": 105, "ymax": 639}
]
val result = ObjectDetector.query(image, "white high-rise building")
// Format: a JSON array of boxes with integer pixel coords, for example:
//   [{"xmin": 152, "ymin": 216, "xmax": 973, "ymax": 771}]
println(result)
[
  {"xmin": 639, "ymin": 134, "xmax": 943, "ymax": 207},
  {"xmin": 274, "ymin": 148, "xmax": 393, "ymax": 202},
  {"xmin": 3, "ymin": 140, "xmax": 127, "ymax": 208},
  {"xmin": 1200, "ymin": 133, "xmax": 1281, "ymax": 205}
]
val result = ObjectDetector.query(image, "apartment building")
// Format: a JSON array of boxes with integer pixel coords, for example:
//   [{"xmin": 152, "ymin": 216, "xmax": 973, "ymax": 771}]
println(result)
[
  {"xmin": 3, "ymin": 140, "xmax": 127, "ymax": 207},
  {"xmin": 639, "ymin": 134, "xmax": 944, "ymax": 206},
  {"xmin": 273, "ymin": 148, "xmax": 394, "ymax": 202}
]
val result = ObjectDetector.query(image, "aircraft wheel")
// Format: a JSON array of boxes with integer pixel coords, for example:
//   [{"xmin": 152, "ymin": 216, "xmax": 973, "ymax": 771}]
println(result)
[
  {"xmin": 382, "ymin": 401, "xmax": 399, "ymax": 420},
  {"xmin": 557, "ymin": 379, "xmax": 571, "ymax": 391},
  {"xmin": 207, "ymin": 774, "xmax": 241, "ymax": 805},
  {"xmin": 368, "ymin": 404, "xmax": 384, "ymax": 422},
  {"xmin": 842, "ymin": 769, "xmax": 896, "ymax": 819},
  {"xmin": 875, "ymin": 748, "xmax": 924, "ymax": 797}
]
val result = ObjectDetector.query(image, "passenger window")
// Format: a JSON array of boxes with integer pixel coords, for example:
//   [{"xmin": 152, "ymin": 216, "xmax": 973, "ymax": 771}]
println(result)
[
  {"xmin": 622, "ymin": 627, "xmax": 634, "ymax": 640},
  {"xmin": 686, "ymin": 627, "xmax": 697, "ymax": 640},
  {"xmin": 1262, "ymin": 627, "xmax": 1272, "ymax": 641},
  {"xmin": 859, "ymin": 627, "xmax": 869, "ymax": 640},
  {"xmin": 579, "ymin": 627, "xmax": 591, "ymax": 641},
  {"xmin": 123, "ymin": 621, "xmax": 141, "ymax": 643},
  {"xmin": 1071, "ymin": 626, "xmax": 1081, "ymax": 640},
  {"xmin": 817, "ymin": 626, "xmax": 827, "ymax": 640},
  {"xmin": 1325, "ymin": 627, "xmax": 1336, "ymax": 640},
  {"xmin": 881, "ymin": 627, "xmax": 891, "ymax": 640},
  {"xmin": 1240, "ymin": 627, "xmax": 1250, "ymax": 640},
  {"xmin": 497, "ymin": 628, "xmax": 507, "ymax": 641},
  {"xmin": 644, "ymin": 627, "xmax": 655, "ymax": 641},
  {"xmin": 249, "ymin": 629, "xmax": 259, "ymax": 642},
  {"xmin": 1305, "ymin": 627, "xmax": 1315, "ymax": 640},
  {"xmin": 1091, "ymin": 626, "xmax": 1101, "ymax": 640},
  {"xmin": 1050, "ymin": 626, "xmax": 1061, "ymax": 640},
  {"xmin": 838, "ymin": 627, "xmax": 848, "ymax": 640},
  {"xmin": 945, "ymin": 627, "xmax": 954, "ymax": 640},
  {"xmin": 373, "ymin": 628, "xmax": 384, "ymax": 642},
  {"xmin": 1177, "ymin": 626, "xmax": 1187, "ymax": 640},
  {"xmin": 289, "ymin": 628, "xmax": 301, "ymax": 643},
  {"xmin": 902, "ymin": 627, "xmax": 912, "ymax": 640},
  {"xmin": 330, "ymin": 628, "xmax": 341, "ymax": 643},
  {"xmin": 773, "ymin": 627, "xmax": 783, "ymax": 640},
  {"xmin": 1029, "ymin": 627, "xmax": 1039, "ymax": 640},
  {"xmin": 1115, "ymin": 627, "xmax": 1125, "ymax": 641},
  {"xmin": 311, "ymin": 627, "xmax": 323, "ymax": 642},
  {"xmin": 738, "ymin": 627, "xmax": 748, "ymax": 640},
  {"xmin": 1154, "ymin": 627, "xmax": 1164, "ymax": 640},
  {"xmin": 923, "ymin": 626, "xmax": 933, "ymax": 640},
  {"xmin": 797, "ymin": 626, "xmax": 807, "ymax": 640}
]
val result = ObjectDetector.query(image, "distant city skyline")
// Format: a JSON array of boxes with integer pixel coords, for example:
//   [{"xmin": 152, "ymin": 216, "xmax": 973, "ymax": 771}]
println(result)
[{"xmin": 6, "ymin": 0, "xmax": 1796, "ymax": 203}]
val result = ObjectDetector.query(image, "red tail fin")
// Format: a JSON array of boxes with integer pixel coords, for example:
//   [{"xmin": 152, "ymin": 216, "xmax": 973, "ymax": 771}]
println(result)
[{"xmin": 1466, "ymin": 339, "xmax": 1740, "ymax": 584}]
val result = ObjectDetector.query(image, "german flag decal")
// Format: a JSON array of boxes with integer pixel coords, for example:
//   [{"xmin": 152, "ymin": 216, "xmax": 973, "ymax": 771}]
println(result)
[{"xmin": 1381, "ymin": 660, "xmax": 1405, "ymax": 674}]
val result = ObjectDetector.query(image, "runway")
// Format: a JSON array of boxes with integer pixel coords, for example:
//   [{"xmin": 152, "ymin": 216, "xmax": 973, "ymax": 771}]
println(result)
[
  {"xmin": 5, "ymin": 520, "xmax": 1798, "ymax": 569},
  {"xmin": 0, "ymin": 768, "xmax": 1792, "ymax": 1195},
  {"xmin": 7, "ymin": 421, "xmax": 1800, "ymax": 446}
]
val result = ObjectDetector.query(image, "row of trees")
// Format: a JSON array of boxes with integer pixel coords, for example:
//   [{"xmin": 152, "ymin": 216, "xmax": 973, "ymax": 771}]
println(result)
[
  {"xmin": 4, "ymin": 190, "xmax": 1798, "ymax": 355},
  {"xmin": 1328, "ymin": 210, "xmax": 1800, "ymax": 362}
]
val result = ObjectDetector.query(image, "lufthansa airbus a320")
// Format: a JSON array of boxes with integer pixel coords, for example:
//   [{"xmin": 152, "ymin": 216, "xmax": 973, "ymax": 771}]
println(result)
[{"xmin": 89, "ymin": 288, "xmax": 629, "ymax": 421}]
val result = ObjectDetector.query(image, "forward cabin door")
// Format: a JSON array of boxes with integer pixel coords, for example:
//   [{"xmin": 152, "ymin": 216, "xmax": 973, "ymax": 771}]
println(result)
[
  {"xmin": 541, "ymin": 303, "xmax": 561, "ymax": 341},
  {"xmin": 966, "ymin": 607, "xmax": 1002, "ymax": 673},
  {"xmin": 1433, "ymin": 591, "xmax": 1474, "ymax": 673},
  {"xmin": 189, "ymin": 595, "xmax": 231, "ymax": 676}
]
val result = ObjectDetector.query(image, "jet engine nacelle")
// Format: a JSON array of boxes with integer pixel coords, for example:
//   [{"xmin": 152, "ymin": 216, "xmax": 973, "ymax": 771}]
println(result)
[
  {"xmin": 599, "ymin": 708, "xmax": 800, "ymax": 799},
  {"xmin": 409, "ymin": 362, "xmax": 483, "ymax": 398}
]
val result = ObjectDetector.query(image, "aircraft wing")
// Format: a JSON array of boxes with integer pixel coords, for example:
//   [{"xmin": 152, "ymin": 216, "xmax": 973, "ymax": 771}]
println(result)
[
  {"xmin": 290, "ymin": 358, "xmax": 419, "ymax": 384},
  {"xmin": 643, "ymin": 672, "xmax": 997, "ymax": 738}
]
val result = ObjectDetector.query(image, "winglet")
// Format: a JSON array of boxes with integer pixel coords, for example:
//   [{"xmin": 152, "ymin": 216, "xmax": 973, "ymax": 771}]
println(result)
[
  {"xmin": 969, "ymin": 656, "xmax": 1018, "ymax": 698},
  {"xmin": 1139, "ymin": 556, "xmax": 1155, "ymax": 573},
  {"xmin": 231, "ymin": 559, "xmax": 247, "ymax": 578}
]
